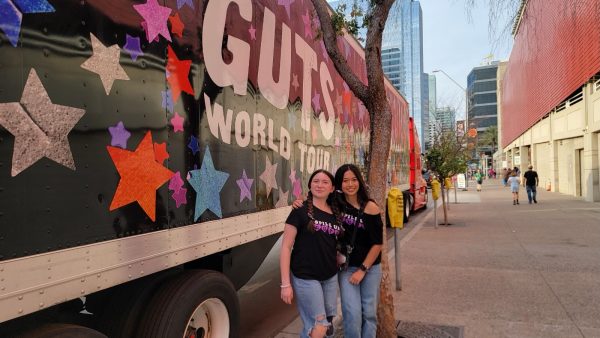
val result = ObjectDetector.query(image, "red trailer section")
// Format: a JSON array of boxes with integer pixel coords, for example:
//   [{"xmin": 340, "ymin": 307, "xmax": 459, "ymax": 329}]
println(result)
[{"xmin": 406, "ymin": 117, "xmax": 428, "ymax": 218}]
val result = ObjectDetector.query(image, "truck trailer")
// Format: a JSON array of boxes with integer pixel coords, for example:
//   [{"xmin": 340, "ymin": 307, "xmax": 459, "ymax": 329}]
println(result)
[{"xmin": 0, "ymin": 0, "xmax": 411, "ymax": 336}]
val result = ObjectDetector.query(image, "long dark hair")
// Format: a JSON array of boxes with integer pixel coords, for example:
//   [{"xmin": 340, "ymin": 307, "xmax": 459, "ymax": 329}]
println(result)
[
  {"xmin": 306, "ymin": 169, "xmax": 342, "ymax": 232},
  {"xmin": 334, "ymin": 164, "xmax": 371, "ymax": 209}
]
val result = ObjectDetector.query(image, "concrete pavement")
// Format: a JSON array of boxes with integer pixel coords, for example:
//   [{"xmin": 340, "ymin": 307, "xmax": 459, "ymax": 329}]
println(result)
[{"xmin": 275, "ymin": 179, "xmax": 600, "ymax": 337}]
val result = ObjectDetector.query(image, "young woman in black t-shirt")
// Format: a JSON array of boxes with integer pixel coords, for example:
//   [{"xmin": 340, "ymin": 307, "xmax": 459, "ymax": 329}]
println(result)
[
  {"xmin": 280, "ymin": 169, "xmax": 343, "ymax": 338},
  {"xmin": 334, "ymin": 164, "xmax": 383, "ymax": 338}
]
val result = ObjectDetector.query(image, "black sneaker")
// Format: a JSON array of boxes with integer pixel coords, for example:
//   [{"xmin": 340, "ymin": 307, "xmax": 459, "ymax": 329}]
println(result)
[{"xmin": 534, "ymin": 199, "xmax": 537, "ymax": 203}]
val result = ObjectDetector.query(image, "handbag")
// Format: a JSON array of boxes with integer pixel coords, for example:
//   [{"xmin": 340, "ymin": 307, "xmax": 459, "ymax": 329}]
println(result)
[{"xmin": 337, "ymin": 204, "xmax": 365, "ymax": 271}]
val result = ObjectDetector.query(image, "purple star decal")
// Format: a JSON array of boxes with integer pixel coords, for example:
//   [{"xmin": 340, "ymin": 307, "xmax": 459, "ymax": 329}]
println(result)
[
  {"xmin": 161, "ymin": 89, "xmax": 174, "ymax": 113},
  {"xmin": 277, "ymin": 0, "xmax": 294, "ymax": 18},
  {"xmin": 312, "ymin": 92, "xmax": 321, "ymax": 113},
  {"xmin": 302, "ymin": 9, "xmax": 312, "ymax": 39},
  {"xmin": 0, "ymin": 0, "xmax": 54, "ymax": 47},
  {"xmin": 123, "ymin": 34, "xmax": 143, "ymax": 61},
  {"xmin": 248, "ymin": 24, "xmax": 257, "ymax": 41},
  {"xmin": 188, "ymin": 135, "xmax": 199, "ymax": 155},
  {"xmin": 177, "ymin": 0, "xmax": 194, "ymax": 10},
  {"xmin": 108, "ymin": 121, "xmax": 131, "ymax": 149},
  {"xmin": 236, "ymin": 169, "xmax": 254, "ymax": 202},
  {"xmin": 134, "ymin": 0, "xmax": 172, "ymax": 43},
  {"xmin": 172, "ymin": 187, "xmax": 187, "ymax": 208}
]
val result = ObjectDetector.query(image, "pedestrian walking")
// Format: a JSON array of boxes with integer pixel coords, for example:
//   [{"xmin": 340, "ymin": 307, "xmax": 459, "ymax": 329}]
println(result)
[
  {"xmin": 280, "ymin": 169, "xmax": 343, "ymax": 338},
  {"xmin": 523, "ymin": 165, "xmax": 539, "ymax": 204},
  {"xmin": 501, "ymin": 168, "xmax": 508, "ymax": 186},
  {"xmin": 507, "ymin": 171, "xmax": 521, "ymax": 205},
  {"xmin": 474, "ymin": 170, "xmax": 483, "ymax": 192}
]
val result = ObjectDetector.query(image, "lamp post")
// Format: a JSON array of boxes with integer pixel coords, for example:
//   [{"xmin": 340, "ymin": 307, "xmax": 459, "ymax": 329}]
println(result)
[{"xmin": 432, "ymin": 69, "xmax": 470, "ymax": 189}]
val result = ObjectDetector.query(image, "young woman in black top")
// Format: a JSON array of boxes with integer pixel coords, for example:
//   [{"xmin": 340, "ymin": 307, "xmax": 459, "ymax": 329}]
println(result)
[
  {"xmin": 280, "ymin": 169, "xmax": 343, "ymax": 338},
  {"xmin": 334, "ymin": 164, "xmax": 383, "ymax": 338}
]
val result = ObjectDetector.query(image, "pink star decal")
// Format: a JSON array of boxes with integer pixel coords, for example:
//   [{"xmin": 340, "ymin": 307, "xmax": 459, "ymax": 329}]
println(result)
[
  {"xmin": 248, "ymin": 24, "xmax": 257, "ymax": 40},
  {"xmin": 302, "ymin": 10, "xmax": 312, "ymax": 39},
  {"xmin": 236, "ymin": 169, "xmax": 254, "ymax": 202},
  {"xmin": 134, "ymin": 0, "xmax": 172, "ymax": 43},
  {"xmin": 169, "ymin": 171, "xmax": 185, "ymax": 191},
  {"xmin": 289, "ymin": 168, "xmax": 298, "ymax": 184},
  {"xmin": 171, "ymin": 112, "xmax": 184, "ymax": 132},
  {"xmin": 292, "ymin": 179, "xmax": 303, "ymax": 199},
  {"xmin": 277, "ymin": 0, "xmax": 295, "ymax": 18},
  {"xmin": 172, "ymin": 187, "xmax": 187, "ymax": 208},
  {"xmin": 312, "ymin": 91, "xmax": 321, "ymax": 113},
  {"xmin": 292, "ymin": 73, "xmax": 299, "ymax": 91}
]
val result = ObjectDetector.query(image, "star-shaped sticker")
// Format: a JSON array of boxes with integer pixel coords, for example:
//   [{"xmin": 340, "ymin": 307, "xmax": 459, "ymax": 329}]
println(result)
[
  {"xmin": 123, "ymin": 34, "xmax": 143, "ymax": 61},
  {"xmin": 275, "ymin": 189, "xmax": 289, "ymax": 208},
  {"xmin": 153, "ymin": 142, "xmax": 169, "ymax": 164},
  {"xmin": 0, "ymin": 0, "xmax": 54, "ymax": 47},
  {"xmin": 170, "ymin": 112, "xmax": 184, "ymax": 132},
  {"xmin": 161, "ymin": 89, "xmax": 174, "ymax": 113},
  {"xmin": 248, "ymin": 24, "xmax": 257, "ymax": 40},
  {"xmin": 291, "ymin": 73, "xmax": 299, "ymax": 91},
  {"xmin": 0, "ymin": 69, "xmax": 85, "ymax": 177},
  {"xmin": 187, "ymin": 146, "xmax": 230, "ymax": 219},
  {"xmin": 236, "ymin": 169, "xmax": 254, "ymax": 202},
  {"xmin": 259, "ymin": 157, "xmax": 278, "ymax": 197},
  {"xmin": 277, "ymin": 0, "xmax": 294, "ymax": 18},
  {"xmin": 108, "ymin": 121, "xmax": 131, "ymax": 149},
  {"xmin": 169, "ymin": 12, "xmax": 184, "ymax": 38},
  {"xmin": 107, "ymin": 131, "xmax": 174, "ymax": 221},
  {"xmin": 188, "ymin": 135, "xmax": 199, "ymax": 155},
  {"xmin": 292, "ymin": 178, "xmax": 303, "ymax": 199},
  {"xmin": 133, "ymin": 0, "xmax": 172, "ymax": 43},
  {"xmin": 167, "ymin": 45, "xmax": 193, "ymax": 102},
  {"xmin": 302, "ymin": 9, "xmax": 312, "ymax": 39},
  {"xmin": 169, "ymin": 171, "xmax": 185, "ymax": 191},
  {"xmin": 312, "ymin": 92, "xmax": 321, "ymax": 113},
  {"xmin": 81, "ymin": 33, "xmax": 130, "ymax": 95},
  {"xmin": 172, "ymin": 187, "xmax": 187, "ymax": 207},
  {"xmin": 176, "ymin": 0, "xmax": 194, "ymax": 10}
]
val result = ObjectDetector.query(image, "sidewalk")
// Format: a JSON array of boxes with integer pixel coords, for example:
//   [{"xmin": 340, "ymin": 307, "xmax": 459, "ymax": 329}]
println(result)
[{"xmin": 276, "ymin": 179, "xmax": 600, "ymax": 337}]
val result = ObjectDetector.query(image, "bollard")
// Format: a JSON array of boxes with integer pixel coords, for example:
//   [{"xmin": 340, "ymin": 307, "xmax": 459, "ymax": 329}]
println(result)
[{"xmin": 431, "ymin": 179, "xmax": 440, "ymax": 229}]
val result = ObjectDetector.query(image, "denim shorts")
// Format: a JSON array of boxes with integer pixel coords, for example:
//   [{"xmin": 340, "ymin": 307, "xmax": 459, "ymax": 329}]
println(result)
[{"xmin": 291, "ymin": 273, "xmax": 338, "ymax": 338}]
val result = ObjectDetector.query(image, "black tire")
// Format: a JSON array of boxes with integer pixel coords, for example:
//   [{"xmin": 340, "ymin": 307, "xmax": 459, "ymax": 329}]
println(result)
[
  {"xmin": 403, "ymin": 192, "xmax": 411, "ymax": 223},
  {"xmin": 19, "ymin": 324, "xmax": 107, "ymax": 338},
  {"xmin": 135, "ymin": 270, "xmax": 240, "ymax": 338}
]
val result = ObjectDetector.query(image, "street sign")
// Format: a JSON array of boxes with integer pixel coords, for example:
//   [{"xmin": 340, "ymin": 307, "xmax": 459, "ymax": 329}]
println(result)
[{"xmin": 457, "ymin": 173, "xmax": 466, "ymax": 189}]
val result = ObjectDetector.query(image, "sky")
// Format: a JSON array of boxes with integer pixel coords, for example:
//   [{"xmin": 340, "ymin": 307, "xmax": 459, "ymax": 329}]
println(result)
[{"xmin": 421, "ymin": 0, "xmax": 514, "ymax": 121}]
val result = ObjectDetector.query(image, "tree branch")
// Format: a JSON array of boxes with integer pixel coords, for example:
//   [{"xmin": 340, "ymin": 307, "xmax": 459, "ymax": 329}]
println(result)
[
  {"xmin": 363, "ymin": 1, "xmax": 394, "ymax": 101},
  {"xmin": 312, "ymin": 0, "xmax": 369, "ymax": 102}
]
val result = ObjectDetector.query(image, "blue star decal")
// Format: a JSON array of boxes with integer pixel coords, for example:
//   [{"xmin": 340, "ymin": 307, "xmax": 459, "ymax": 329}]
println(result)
[
  {"xmin": 187, "ymin": 146, "xmax": 230, "ymax": 220},
  {"xmin": 188, "ymin": 135, "xmax": 199, "ymax": 155},
  {"xmin": 0, "ymin": 0, "xmax": 55, "ymax": 47}
]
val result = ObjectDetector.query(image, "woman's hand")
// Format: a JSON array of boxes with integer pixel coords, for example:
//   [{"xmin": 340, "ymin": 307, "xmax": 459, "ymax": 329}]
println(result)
[
  {"xmin": 348, "ymin": 270, "xmax": 366, "ymax": 285},
  {"xmin": 292, "ymin": 199, "xmax": 304, "ymax": 209},
  {"xmin": 281, "ymin": 285, "xmax": 294, "ymax": 304}
]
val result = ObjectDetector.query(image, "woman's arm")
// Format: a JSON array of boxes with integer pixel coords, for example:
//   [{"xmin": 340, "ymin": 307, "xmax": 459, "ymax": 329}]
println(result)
[{"xmin": 280, "ymin": 224, "xmax": 297, "ymax": 304}]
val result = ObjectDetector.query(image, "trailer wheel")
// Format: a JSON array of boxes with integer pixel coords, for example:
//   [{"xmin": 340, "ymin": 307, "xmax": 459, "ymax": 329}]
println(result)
[
  {"xmin": 403, "ymin": 192, "xmax": 412, "ymax": 223},
  {"xmin": 22, "ymin": 324, "xmax": 107, "ymax": 338},
  {"xmin": 135, "ymin": 270, "xmax": 239, "ymax": 338}
]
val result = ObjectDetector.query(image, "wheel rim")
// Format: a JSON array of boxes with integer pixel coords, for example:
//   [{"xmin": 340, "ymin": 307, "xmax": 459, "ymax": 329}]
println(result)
[{"xmin": 184, "ymin": 298, "xmax": 229, "ymax": 338}]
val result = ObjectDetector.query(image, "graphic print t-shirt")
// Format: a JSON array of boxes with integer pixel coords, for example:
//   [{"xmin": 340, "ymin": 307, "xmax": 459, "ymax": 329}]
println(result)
[
  {"xmin": 286, "ymin": 203, "xmax": 341, "ymax": 281},
  {"xmin": 341, "ymin": 205, "xmax": 384, "ymax": 267}
]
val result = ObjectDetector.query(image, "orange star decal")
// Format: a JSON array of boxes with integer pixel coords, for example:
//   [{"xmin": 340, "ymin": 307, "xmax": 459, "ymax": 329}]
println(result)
[
  {"xmin": 107, "ymin": 131, "xmax": 174, "ymax": 221},
  {"xmin": 167, "ymin": 45, "xmax": 193, "ymax": 102},
  {"xmin": 154, "ymin": 142, "xmax": 169, "ymax": 164},
  {"xmin": 169, "ymin": 13, "xmax": 185, "ymax": 38}
]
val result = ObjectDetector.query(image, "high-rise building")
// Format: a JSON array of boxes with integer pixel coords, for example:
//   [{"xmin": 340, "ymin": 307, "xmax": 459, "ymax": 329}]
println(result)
[
  {"xmin": 434, "ymin": 106, "xmax": 456, "ymax": 133},
  {"xmin": 426, "ymin": 74, "xmax": 437, "ymax": 149},
  {"xmin": 329, "ymin": 0, "xmax": 428, "ymax": 148},
  {"xmin": 467, "ymin": 62, "xmax": 499, "ymax": 159}
]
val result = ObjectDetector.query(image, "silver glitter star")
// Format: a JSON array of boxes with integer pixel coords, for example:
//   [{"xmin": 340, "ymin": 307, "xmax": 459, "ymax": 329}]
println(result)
[
  {"xmin": 0, "ymin": 69, "xmax": 85, "ymax": 176},
  {"xmin": 81, "ymin": 33, "xmax": 130, "ymax": 95}
]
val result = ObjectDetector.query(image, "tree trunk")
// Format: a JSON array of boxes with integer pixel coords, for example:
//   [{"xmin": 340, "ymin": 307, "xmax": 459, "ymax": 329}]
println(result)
[
  {"xmin": 365, "ymin": 105, "xmax": 396, "ymax": 338},
  {"xmin": 441, "ymin": 182, "xmax": 448, "ymax": 225}
]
